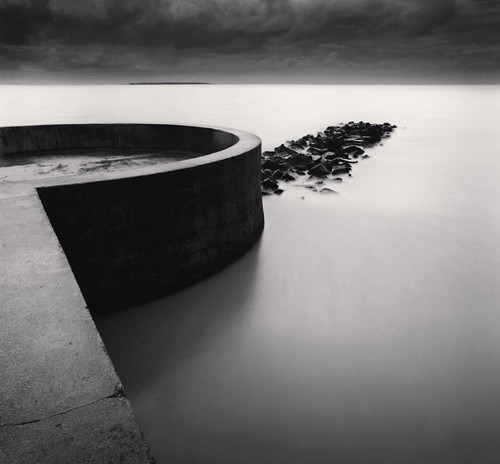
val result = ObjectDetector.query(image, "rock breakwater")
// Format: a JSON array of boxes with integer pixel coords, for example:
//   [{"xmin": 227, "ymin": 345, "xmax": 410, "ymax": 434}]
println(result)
[{"xmin": 261, "ymin": 121, "xmax": 396, "ymax": 195}]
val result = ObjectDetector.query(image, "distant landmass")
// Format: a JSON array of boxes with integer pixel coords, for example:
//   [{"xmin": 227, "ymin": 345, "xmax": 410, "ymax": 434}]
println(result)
[{"xmin": 129, "ymin": 82, "xmax": 211, "ymax": 85}]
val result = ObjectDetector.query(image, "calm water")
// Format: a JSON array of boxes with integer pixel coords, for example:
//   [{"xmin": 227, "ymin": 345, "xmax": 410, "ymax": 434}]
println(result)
[{"xmin": 2, "ymin": 85, "xmax": 500, "ymax": 463}]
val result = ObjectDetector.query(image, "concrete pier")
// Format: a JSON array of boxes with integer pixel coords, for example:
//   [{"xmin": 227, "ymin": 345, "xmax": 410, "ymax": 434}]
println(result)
[{"xmin": 0, "ymin": 124, "xmax": 263, "ymax": 462}]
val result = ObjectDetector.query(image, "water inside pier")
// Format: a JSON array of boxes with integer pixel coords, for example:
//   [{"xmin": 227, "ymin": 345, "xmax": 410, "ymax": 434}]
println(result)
[{"xmin": 0, "ymin": 147, "xmax": 198, "ymax": 182}]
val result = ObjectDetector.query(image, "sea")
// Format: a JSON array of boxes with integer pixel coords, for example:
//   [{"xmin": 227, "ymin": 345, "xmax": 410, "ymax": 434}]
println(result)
[{"xmin": 2, "ymin": 85, "xmax": 500, "ymax": 463}]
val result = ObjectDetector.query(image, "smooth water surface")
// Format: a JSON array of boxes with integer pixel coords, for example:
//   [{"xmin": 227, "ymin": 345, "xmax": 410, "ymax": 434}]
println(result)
[{"xmin": 2, "ymin": 85, "xmax": 499, "ymax": 463}]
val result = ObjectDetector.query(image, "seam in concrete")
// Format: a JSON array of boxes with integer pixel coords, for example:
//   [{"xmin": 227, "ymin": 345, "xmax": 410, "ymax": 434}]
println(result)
[{"xmin": 1, "ymin": 386, "xmax": 125, "ymax": 428}]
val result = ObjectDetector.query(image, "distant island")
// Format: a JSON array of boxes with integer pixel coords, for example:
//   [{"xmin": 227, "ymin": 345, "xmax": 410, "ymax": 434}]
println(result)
[{"xmin": 129, "ymin": 82, "xmax": 211, "ymax": 85}]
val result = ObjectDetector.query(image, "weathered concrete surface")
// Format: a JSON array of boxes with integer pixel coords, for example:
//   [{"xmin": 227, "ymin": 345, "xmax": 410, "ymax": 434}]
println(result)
[
  {"xmin": 0, "ymin": 194, "xmax": 153, "ymax": 463},
  {"xmin": 38, "ymin": 150, "xmax": 264, "ymax": 314},
  {"xmin": 1, "ymin": 398, "xmax": 155, "ymax": 464},
  {"xmin": 0, "ymin": 123, "xmax": 263, "ymax": 463}
]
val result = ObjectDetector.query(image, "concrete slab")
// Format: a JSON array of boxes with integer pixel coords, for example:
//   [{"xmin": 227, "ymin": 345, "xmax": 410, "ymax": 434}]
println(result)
[
  {"xmin": 0, "ymin": 194, "xmax": 119, "ymax": 422},
  {"xmin": 0, "ymin": 397, "xmax": 154, "ymax": 464},
  {"xmin": 0, "ymin": 192, "xmax": 154, "ymax": 462}
]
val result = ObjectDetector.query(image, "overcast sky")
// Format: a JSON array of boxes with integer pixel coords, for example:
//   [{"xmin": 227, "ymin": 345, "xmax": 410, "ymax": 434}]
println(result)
[{"xmin": 0, "ymin": 0, "xmax": 499, "ymax": 84}]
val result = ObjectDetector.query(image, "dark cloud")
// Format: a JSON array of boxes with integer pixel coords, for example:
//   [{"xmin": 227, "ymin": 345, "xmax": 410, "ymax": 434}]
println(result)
[
  {"xmin": 0, "ymin": 0, "xmax": 498, "ymax": 82},
  {"xmin": 0, "ymin": 0, "xmax": 53, "ymax": 45}
]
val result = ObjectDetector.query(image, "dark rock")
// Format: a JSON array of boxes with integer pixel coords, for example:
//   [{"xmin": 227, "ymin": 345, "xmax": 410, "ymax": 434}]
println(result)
[
  {"xmin": 324, "ymin": 137, "xmax": 343, "ymax": 151},
  {"xmin": 294, "ymin": 161, "xmax": 316, "ymax": 171},
  {"xmin": 261, "ymin": 178, "xmax": 279, "ymax": 191},
  {"xmin": 262, "ymin": 158, "xmax": 282, "ymax": 171},
  {"xmin": 290, "ymin": 142, "xmax": 305, "ymax": 150},
  {"xmin": 307, "ymin": 147, "xmax": 325, "ymax": 156},
  {"xmin": 262, "ymin": 168, "xmax": 274, "ymax": 178},
  {"xmin": 273, "ymin": 170, "xmax": 283, "ymax": 180},
  {"xmin": 345, "ymin": 138, "xmax": 365, "ymax": 145},
  {"xmin": 289, "ymin": 153, "xmax": 313, "ymax": 166},
  {"xmin": 319, "ymin": 188, "xmax": 337, "ymax": 194},
  {"xmin": 310, "ymin": 139, "xmax": 327, "ymax": 150},
  {"xmin": 327, "ymin": 158, "xmax": 348, "ymax": 167},
  {"xmin": 343, "ymin": 145, "xmax": 365, "ymax": 156},
  {"xmin": 331, "ymin": 166, "xmax": 351, "ymax": 176},
  {"xmin": 361, "ymin": 128, "xmax": 381, "ymax": 144},
  {"xmin": 308, "ymin": 163, "xmax": 331, "ymax": 177},
  {"xmin": 324, "ymin": 151, "xmax": 342, "ymax": 161},
  {"xmin": 275, "ymin": 189, "xmax": 284, "ymax": 195},
  {"xmin": 260, "ymin": 120, "xmax": 394, "ymax": 196},
  {"xmin": 275, "ymin": 144, "xmax": 298, "ymax": 156}
]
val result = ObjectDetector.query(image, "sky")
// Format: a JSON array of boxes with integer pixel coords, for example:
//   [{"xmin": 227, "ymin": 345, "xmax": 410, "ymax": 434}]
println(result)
[{"xmin": 0, "ymin": 0, "xmax": 499, "ymax": 84}]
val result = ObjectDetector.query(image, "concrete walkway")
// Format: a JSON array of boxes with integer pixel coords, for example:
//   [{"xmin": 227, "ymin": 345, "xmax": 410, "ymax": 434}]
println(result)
[
  {"xmin": 0, "ymin": 123, "xmax": 263, "ymax": 463},
  {"xmin": 0, "ymin": 178, "xmax": 154, "ymax": 462}
]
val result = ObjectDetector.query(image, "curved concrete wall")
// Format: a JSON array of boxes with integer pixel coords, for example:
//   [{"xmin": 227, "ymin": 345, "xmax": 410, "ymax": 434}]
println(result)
[
  {"xmin": 0, "ymin": 123, "xmax": 238, "ymax": 156},
  {"xmin": 2, "ymin": 124, "xmax": 263, "ymax": 315}
]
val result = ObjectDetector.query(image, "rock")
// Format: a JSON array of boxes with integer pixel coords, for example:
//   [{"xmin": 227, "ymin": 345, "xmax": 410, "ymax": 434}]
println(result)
[
  {"xmin": 343, "ymin": 145, "xmax": 365, "ymax": 156},
  {"xmin": 259, "ymin": 120, "xmax": 394, "ymax": 197},
  {"xmin": 323, "ymin": 151, "xmax": 342, "ymax": 161},
  {"xmin": 319, "ymin": 187, "xmax": 337, "ymax": 194},
  {"xmin": 310, "ymin": 139, "xmax": 327, "ymax": 151},
  {"xmin": 275, "ymin": 144, "xmax": 298, "ymax": 156},
  {"xmin": 262, "ymin": 168, "xmax": 274, "ymax": 178},
  {"xmin": 275, "ymin": 189, "xmax": 284, "ymax": 195},
  {"xmin": 307, "ymin": 147, "xmax": 324, "ymax": 156},
  {"xmin": 261, "ymin": 178, "xmax": 279, "ymax": 191},
  {"xmin": 331, "ymin": 166, "xmax": 351, "ymax": 176},
  {"xmin": 290, "ymin": 141, "xmax": 305, "ymax": 150},
  {"xmin": 324, "ymin": 137, "xmax": 343, "ymax": 151},
  {"xmin": 273, "ymin": 170, "xmax": 283, "ymax": 180},
  {"xmin": 289, "ymin": 153, "xmax": 313, "ymax": 166},
  {"xmin": 294, "ymin": 161, "xmax": 316, "ymax": 171},
  {"xmin": 262, "ymin": 158, "xmax": 282, "ymax": 171},
  {"xmin": 281, "ymin": 172, "xmax": 296, "ymax": 182},
  {"xmin": 361, "ymin": 128, "xmax": 381, "ymax": 144},
  {"xmin": 308, "ymin": 163, "xmax": 331, "ymax": 177}
]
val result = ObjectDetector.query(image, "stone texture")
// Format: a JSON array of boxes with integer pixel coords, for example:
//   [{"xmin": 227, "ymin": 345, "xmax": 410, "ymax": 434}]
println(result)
[{"xmin": 0, "ymin": 398, "xmax": 154, "ymax": 464}]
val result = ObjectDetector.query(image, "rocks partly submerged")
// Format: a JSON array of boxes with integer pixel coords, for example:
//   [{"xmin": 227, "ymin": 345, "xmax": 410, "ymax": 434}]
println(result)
[{"xmin": 261, "ymin": 121, "xmax": 396, "ymax": 195}]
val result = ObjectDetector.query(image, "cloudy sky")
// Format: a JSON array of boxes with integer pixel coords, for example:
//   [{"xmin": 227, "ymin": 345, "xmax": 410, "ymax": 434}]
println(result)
[{"xmin": 0, "ymin": 0, "xmax": 499, "ymax": 84}]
